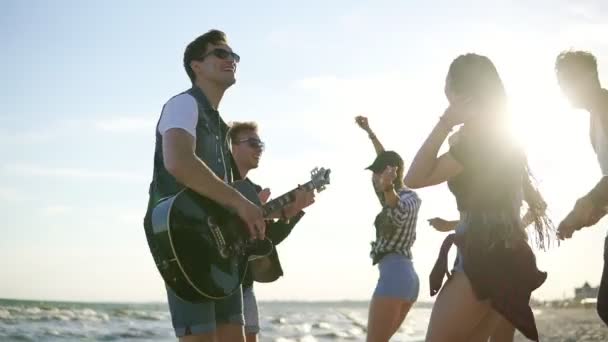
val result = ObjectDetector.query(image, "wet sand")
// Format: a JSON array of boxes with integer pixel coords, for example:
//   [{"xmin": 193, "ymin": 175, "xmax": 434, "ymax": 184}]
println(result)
[{"xmin": 514, "ymin": 308, "xmax": 607, "ymax": 342}]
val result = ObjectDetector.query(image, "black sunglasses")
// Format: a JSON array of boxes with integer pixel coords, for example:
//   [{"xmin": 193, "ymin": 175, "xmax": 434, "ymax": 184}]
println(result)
[
  {"xmin": 236, "ymin": 138, "xmax": 265, "ymax": 150},
  {"xmin": 198, "ymin": 48, "xmax": 241, "ymax": 63}
]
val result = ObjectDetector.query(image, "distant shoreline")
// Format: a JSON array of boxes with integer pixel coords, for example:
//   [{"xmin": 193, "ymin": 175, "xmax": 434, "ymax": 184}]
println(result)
[
  {"xmin": 0, "ymin": 297, "xmax": 437, "ymax": 307},
  {"xmin": 3, "ymin": 297, "xmax": 596, "ymax": 311}
]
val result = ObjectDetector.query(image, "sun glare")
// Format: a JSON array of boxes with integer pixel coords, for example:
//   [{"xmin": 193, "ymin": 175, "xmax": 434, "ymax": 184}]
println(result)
[{"xmin": 508, "ymin": 80, "xmax": 574, "ymax": 153}]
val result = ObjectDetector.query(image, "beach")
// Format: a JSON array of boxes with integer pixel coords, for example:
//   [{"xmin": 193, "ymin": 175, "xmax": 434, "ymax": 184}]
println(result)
[
  {"xmin": 1, "ymin": 299, "xmax": 606, "ymax": 341},
  {"xmin": 515, "ymin": 307, "xmax": 607, "ymax": 342}
]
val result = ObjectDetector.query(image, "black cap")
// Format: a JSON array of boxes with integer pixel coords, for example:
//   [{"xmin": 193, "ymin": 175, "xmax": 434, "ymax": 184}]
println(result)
[{"xmin": 365, "ymin": 150, "xmax": 403, "ymax": 173}]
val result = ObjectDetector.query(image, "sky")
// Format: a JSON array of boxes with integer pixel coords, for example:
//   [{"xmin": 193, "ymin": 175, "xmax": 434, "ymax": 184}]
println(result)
[{"xmin": 2, "ymin": 0, "xmax": 608, "ymax": 303}]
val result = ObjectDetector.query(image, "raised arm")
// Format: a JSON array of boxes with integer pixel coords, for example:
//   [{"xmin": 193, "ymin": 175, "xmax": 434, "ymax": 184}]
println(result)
[
  {"xmin": 355, "ymin": 116, "xmax": 385, "ymax": 155},
  {"xmin": 403, "ymin": 104, "xmax": 470, "ymax": 189}
]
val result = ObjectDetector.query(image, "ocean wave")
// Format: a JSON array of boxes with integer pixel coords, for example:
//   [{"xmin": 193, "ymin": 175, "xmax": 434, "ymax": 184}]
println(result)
[
  {"xmin": 272, "ymin": 316, "xmax": 288, "ymax": 324},
  {"xmin": 294, "ymin": 323, "xmax": 312, "ymax": 333},
  {"xmin": 0, "ymin": 305, "xmax": 168, "ymax": 323},
  {"xmin": 0, "ymin": 330, "xmax": 161, "ymax": 341},
  {"xmin": 312, "ymin": 321, "xmax": 331, "ymax": 329},
  {"xmin": 97, "ymin": 328, "xmax": 162, "ymax": 341},
  {"xmin": 316, "ymin": 330, "xmax": 359, "ymax": 339},
  {"xmin": 347, "ymin": 327, "xmax": 364, "ymax": 336},
  {"xmin": 0, "ymin": 300, "xmax": 435, "ymax": 341},
  {"xmin": 111, "ymin": 308, "xmax": 168, "ymax": 321},
  {"xmin": 0, "ymin": 306, "xmax": 109, "ymax": 323},
  {"xmin": 0, "ymin": 308, "xmax": 11, "ymax": 319},
  {"xmin": 274, "ymin": 335, "xmax": 318, "ymax": 342},
  {"xmin": 0, "ymin": 333, "xmax": 36, "ymax": 341}
]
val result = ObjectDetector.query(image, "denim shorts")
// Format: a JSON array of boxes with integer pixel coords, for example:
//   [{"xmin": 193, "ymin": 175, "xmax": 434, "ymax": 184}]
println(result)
[
  {"xmin": 166, "ymin": 286, "xmax": 245, "ymax": 337},
  {"xmin": 373, "ymin": 253, "xmax": 419, "ymax": 302},
  {"xmin": 243, "ymin": 286, "xmax": 260, "ymax": 334}
]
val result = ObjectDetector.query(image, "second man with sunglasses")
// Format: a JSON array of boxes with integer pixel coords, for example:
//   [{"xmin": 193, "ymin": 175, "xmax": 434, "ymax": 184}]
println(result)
[{"xmin": 229, "ymin": 121, "xmax": 316, "ymax": 342}]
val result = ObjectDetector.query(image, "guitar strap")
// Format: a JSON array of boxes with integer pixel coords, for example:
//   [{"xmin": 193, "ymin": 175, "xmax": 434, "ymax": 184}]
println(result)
[{"xmin": 229, "ymin": 152, "xmax": 241, "ymax": 182}]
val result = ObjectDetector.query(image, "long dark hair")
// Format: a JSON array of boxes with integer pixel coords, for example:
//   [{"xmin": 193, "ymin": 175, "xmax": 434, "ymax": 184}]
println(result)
[{"xmin": 447, "ymin": 54, "xmax": 554, "ymax": 250}]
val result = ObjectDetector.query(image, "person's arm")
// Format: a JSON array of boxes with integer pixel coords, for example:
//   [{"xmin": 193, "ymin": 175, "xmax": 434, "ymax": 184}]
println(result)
[
  {"xmin": 583, "ymin": 95, "xmax": 608, "ymax": 216},
  {"xmin": 559, "ymin": 177, "xmax": 608, "ymax": 235},
  {"xmin": 264, "ymin": 188, "xmax": 315, "ymax": 221},
  {"xmin": 373, "ymin": 167, "xmax": 418, "ymax": 226},
  {"xmin": 164, "ymin": 130, "xmax": 265, "ymax": 238},
  {"xmin": 404, "ymin": 100, "xmax": 482, "ymax": 189},
  {"xmin": 355, "ymin": 116, "xmax": 385, "ymax": 155},
  {"xmin": 375, "ymin": 166, "xmax": 399, "ymax": 208},
  {"xmin": 383, "ymin": 192, "xmax": 421, "ymax": 228},
  {"xmin": 403, "ymin": 119, "xmax": 463, "ymax": 189},
  {"xmin": 368, "ymin": 133, "xmax": 385, "ymax": 156},
  {"xmin": 163, "ymin": 129, "xmax": 245, "ymax": 209},
  {"xmin": 382, "ymin": 188, "xmax": 399, "ymax": 208},
  {"xmin": 159, "ymin": 95, "xmax": 265, "ymax": 238},
  {"xmin": 584, "ymin": 177, "xmax": 608, "ymax": 210},
  {"xmin": 266, "ymin": 211, "xmax": 305, "ymax": 245},
  {"xmin": 559, "ymin": 100, "xmax": 608, "ymax": 238},
  {"xmin": 427, "ymin": 218, "xmax": 459, "ymax": 232}
]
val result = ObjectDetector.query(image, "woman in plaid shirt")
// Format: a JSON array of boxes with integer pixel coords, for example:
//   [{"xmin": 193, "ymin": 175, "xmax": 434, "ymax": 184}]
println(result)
[{"xmin": 356, "ymin": 116, "xmax": 422, "ymax": 342}]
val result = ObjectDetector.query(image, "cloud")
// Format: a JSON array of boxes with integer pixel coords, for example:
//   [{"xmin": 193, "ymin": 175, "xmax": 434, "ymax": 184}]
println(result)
[
  {"xmin": 41, "ymin": 205, "xmax": 74, "ymax": 216},
  {"xmin": 288, "ymin": 72, "xmax": 444, "ymax": 132},
  {"xmin": 559, "ymin": 23, "xmax": 608, "ymax": 47},
  {"xmin": 94, "ymin": 117, "xmax": 156, "ymax": 133},
  {"xmin": 0, "ymin": 119, "xmax": 83, "ymax": 145},
  {"xmin": 566, "ymin": 0, "xmax": 608, "ymax": 20},
  {"xmin": 116, "ymin": 211, "xmax": 143, "ymax": 225},
  {"xmin": 0, "ymin": 116, "xmax": 155, "ymax": 145},
  {"xmin": 0, "ymin": 186, "xmax": 27, "ymax": 203},
  {"xmin": 3, "ymin": 163, "xmax": 144, "ymax": 183}
]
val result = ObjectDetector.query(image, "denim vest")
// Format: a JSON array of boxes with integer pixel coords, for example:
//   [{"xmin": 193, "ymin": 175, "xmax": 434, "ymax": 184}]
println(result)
[{"xmin": 144, "ymin": 87, "xmax": 233, "ymax": 234}]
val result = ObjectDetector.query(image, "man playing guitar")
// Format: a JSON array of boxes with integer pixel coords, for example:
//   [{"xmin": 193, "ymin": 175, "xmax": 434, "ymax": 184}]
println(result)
[{"xmin": 228, "ymin": 121, "xmax": 315, "ymax": 342}]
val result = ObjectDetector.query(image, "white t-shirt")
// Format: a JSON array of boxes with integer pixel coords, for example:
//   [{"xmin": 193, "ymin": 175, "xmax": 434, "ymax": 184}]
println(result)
[
  {"xmin": 590, "ymin": 113, "xmax": 608, "ymax": 175},
  {"xmin": 590, "ymin": 113, "xmax": 608, "ymax": 236},
  {"xmin": 158, "ymin": 93, "xmax": 199, "ymax": 138}
]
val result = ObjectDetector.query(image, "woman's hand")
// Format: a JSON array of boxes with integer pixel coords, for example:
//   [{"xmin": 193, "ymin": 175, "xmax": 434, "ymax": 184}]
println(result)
[
  {"xmin": 355, "ymin": 115, "xmax": 372, "ymax": 133},
  {"xmin": 428, "ymin": 217, "xmax": 457, "ymax": 232},
  {"xmin": 378, "ymin": 166, "xmax": 398, "ymax": 191},
  {"xmin": 441, "ymin": 98, "xmax": 478, "ymax": 127}
]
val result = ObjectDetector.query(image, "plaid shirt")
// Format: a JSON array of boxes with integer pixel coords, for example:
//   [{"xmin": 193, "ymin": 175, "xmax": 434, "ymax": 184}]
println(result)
[{"xmin": 370, "ymin": 188, "xmax": 421, "ymax": 264}]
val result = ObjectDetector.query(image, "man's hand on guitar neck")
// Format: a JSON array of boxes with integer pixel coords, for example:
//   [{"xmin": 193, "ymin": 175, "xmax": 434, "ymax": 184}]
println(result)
[
  {"xmin": 278, "ymin": 189, "xmax": 315, "ymax": 221},
  {"xmin": 261, "ymin": 188, "xmax": 315, "ymax": 220},
  {"xmin": 284, "ymin": 188, "xmax": 315, "ymax": 218}
]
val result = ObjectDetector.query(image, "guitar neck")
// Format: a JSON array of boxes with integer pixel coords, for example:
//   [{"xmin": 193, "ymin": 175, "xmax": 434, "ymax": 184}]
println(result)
[{"xmin": 262, "ymin": 181, "xmax": 315, "ymax": 217}]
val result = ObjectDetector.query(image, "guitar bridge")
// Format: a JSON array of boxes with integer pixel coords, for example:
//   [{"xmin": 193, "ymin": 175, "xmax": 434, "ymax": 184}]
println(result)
[{"xmin": 207, "ymin": 216, "xmax": 231, "ymax": 258}]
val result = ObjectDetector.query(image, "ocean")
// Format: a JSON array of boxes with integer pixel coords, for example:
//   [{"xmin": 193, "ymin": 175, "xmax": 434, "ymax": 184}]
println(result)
[{"xmin": 0, "ymin": 298, "xmax": 431, "ymax": 341}]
